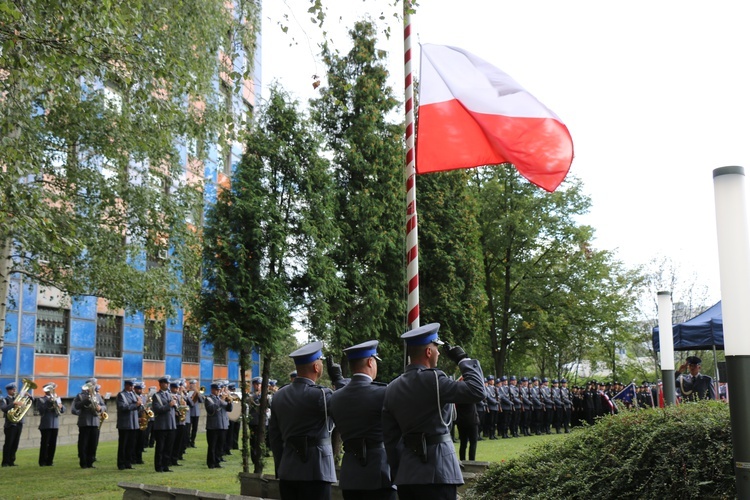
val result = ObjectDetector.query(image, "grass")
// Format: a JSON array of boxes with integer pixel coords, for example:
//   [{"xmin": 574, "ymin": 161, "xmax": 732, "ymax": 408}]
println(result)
[{"xmin": 3, "ymin": 430, "xmax": 571, "ymax": 499}]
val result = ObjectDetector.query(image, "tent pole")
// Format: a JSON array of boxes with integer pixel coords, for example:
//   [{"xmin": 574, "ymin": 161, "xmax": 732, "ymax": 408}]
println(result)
[{"xmin": 713, "ymin": 344, "xmax": 720, "ymax": 400}]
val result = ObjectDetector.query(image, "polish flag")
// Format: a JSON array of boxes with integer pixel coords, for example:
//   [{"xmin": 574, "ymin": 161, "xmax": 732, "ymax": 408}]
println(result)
[{"xmin": 416, "ymin": 44, "xmax": 573, "ymax": 192}]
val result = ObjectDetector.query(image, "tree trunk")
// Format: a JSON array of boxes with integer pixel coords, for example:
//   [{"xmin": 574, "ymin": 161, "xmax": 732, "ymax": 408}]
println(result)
[
  {"xmin": 252, "ymin": 354, "xmax": 272, "ymax": 474},
  {"xmin": 239, "ymin": 349, "xmax": 250, "ymax": 474},
  {"xmin": 0, "ymin": 237, "xmax": 13, "ymax": 370}
]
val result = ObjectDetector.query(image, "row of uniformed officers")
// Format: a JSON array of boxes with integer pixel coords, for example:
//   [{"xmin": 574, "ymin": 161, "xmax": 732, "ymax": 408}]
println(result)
[
  {"xmin": 269, "ymin": 323, "xmax": 485, "ymax": 500},
  {"xmin": 0, "ymin": 376, "xmax": 250, "ymax": 472}
]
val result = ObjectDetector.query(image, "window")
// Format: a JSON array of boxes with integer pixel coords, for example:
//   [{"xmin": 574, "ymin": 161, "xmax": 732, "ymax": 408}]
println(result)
[
  {"xmin": 36, "ymin": 307, "xmax": 69, "ymax": 355},
  {"xmin": 96, "ymin": 314, "xmax": 122, "ymax": 358},
  {"xmin": 143, "ymin": 319, "xmax": 165, "ymax": 360},
  {"xmin": 213, "ymin": 346, "xmax": 227, "ymax": 365},
  {"xmin": 182, "ymin": 324, "xmax": 200, "ymax": 363}
]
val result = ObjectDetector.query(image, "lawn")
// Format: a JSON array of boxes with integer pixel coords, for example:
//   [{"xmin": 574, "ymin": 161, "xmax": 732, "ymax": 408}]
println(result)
[{"xmin": 2, "ymin": 430, "xmax": 571, "ymax": 499}]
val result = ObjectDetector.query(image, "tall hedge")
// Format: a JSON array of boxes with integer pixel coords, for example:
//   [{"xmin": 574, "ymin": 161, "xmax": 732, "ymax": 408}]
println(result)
[{"xmin": 468, "ymin": 401, "xmax": 734, "ymax": 499}]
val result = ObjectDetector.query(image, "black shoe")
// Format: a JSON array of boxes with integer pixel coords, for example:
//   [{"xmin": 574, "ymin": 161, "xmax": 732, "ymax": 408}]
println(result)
[
  {"xmin": 135, "ymin": 461, "xmax": 144, "ymax": 465},
  {"xmin": 171, "ymin": 463, "xmax": 182, "ymax": 466},
  {"xmin": 163, "ymin": 468, "xmax": 173, "ymax": 472},
  {"xmin": 214, "ymin": 464, "xmax": 223, "ymax": 468}
]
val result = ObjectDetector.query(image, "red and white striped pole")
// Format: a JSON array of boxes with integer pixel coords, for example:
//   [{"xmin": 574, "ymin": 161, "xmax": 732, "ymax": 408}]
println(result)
[{"xmin": 404, "ymin": 0, "xmax": 419, "ymax": 330}]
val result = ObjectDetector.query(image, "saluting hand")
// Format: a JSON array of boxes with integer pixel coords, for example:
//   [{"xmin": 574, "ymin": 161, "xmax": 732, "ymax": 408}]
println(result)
[{"xmin": 445, "ymin": 345, "xmax": 468, "ymax": 364}]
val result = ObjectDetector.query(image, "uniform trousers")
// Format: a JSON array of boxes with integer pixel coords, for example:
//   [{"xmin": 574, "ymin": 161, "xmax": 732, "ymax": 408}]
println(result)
[
  {"xmin": 343, "ymin": 488, "xmax": 397, "ymax": 500},
  {"xmin": 78, "ymin": 426, "xmax": 98, "ymax": 467},
  {"xmin": 484, "ymin": 410, "xmax": 497, "ymax": 438},
  {"xmin": 189, "ymin": 417, "xmax": 200, "ymax": 446},
  {"xmin": 2, "ymin": 423, "xmax": 22, "ymax": 466},
  {"xmin": 554, "ymin": 407, "xmax": 564, "ymax": 432},
  {"xmin": 544, "ymin": 407, "xmax": 554, "ymax": 432},
  {"xmin": 279, "ymin": 480, "xmax": 331, "ymax": 500},
  {"xmin": 117, "ymin": 428, "xmax": 137, "ymax": 469},
  {"xmin": 457, "ymin": 422, "xmax": 478, "ymax": 461},
  {"xmin": 533, "ymin": 408, "xmax": 544, "ymax": 434},
  {"xmin": 153, "ymin": 429, "xmax": 176, "ymax": 471},
  {"xmin": 39, "ymin": 428, "xmax": 58, "ymax": 466},
  {"xmin": 396, "ymin": 484, "xmax": 457, "ymax": 500},
  {"xmin": 206, "ymin": 428, "xmax": 224, "ymax": 467},
  {"xmin": 171, "ymin": 424, "xmax": 186, "ymax": 463},
  {"xmin": 511, "ymin": 409, "xmax": 520, "ymax": 436}
]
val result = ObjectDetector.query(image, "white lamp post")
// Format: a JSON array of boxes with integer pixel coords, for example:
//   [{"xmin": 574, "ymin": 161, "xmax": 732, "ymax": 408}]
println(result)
[{"xmin": 657, "ymin": 291, "xmax": 675, "ymax": 405}]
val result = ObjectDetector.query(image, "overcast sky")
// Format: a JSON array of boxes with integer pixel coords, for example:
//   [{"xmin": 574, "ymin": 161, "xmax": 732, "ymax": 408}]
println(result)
[{"xmin": 260, "ymin": 1, "xmax": 750, "ymax": 307}]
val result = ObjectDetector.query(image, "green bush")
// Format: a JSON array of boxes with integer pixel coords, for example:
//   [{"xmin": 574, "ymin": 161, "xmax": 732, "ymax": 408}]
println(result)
[{"xmin": 468, "ymin": 402, "xmax": 734, "ymax": 499}]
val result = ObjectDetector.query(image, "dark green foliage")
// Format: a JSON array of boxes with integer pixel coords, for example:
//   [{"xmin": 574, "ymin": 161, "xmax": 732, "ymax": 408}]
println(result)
[
  {"xmin": 310, "ymin": 19, "xmax": 405, "ymax": 380},
  {"xmin": 468, "ymin": 402, "xmax": 734, "ymax": 500}
]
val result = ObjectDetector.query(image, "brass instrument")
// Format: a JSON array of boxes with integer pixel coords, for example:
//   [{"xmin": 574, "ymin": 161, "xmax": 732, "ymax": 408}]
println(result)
[
  {"xmin": 173, "ymin": 393, "xmax": 189, "ymax": 422},
  {"xmin": 82, "ymin": 382, "xmax": 108, "ymax": 429},
  {"xmin": 43, "ymin": 384, "xmax": 63, "ymax": 417},
  {"xmin": 139, "ymin": 394, "xmax": 154, "ymax": 431},
  {"xmin": 199, "ymin": 386, "xmax": 205, "ymax": 395},
  {"xmin": 7, "ymin": 378, "xmax": 37, "ymax": 423}
]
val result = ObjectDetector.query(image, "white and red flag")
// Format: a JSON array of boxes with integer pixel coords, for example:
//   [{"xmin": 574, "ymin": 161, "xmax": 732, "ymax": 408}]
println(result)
[{"xmin": 416, "ymin": 44, "xmax": 573, "ymax": 192}]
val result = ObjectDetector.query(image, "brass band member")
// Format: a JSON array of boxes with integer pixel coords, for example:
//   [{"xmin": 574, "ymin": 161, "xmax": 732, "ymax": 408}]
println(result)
[
  {"xmin": 133, "ymin": 382, "xmax": 147, "ymax": 464},
  {"xmin": 36, "ymin": 382, "xmax": 65, "ymax": 466},
  {"xmin": 73, "ymin": 378, "xmax": 106, "ymax": 469},
  {"xmin": 116, "ymin": 378, "xmax": 141, "ymax": 470},
  {"xmin": 151, "ymin": 375, "xmax": 177, "ymax": 473},
  {"xmin": 1, "ymin": 382, "xmax": 27, "ymax": 467},
  {"xmin": 205, "ymin": 382, "xmax": 233, "ymax": 469},
  {"xmin": 187, "ymin": 379, "xmax": 204, "ymax": 448}
]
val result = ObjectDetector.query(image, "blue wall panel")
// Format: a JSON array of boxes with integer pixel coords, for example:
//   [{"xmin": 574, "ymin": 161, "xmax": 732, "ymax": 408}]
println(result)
[
  {"xmin": 228, "ymin": 361, "xmax": 239, "ymax": 383},
  {"xmin": 72, "ymin": 296, "xmax": 97, "ymax": 320},
  {"xmin": 165, "ymin": 330, "xmax": 182, "ymax": 356},
  {"xmin": 21, "ymin": 283, "xmax": 37, "ymax": 311},
  {"xmin": 122, "ymin": 353, "xmax": 143, "ymax": 380},
  {"xmin": 201, "ymin": 341, "xmax": 213, "ymax": 358},
  {"xmin": 6, "ymin": 280, "xmax": 19, "ymax": 309},
  {"xmin": 68, "ymin": 378, "xmax": 89, "ymax": 398},
  {"xmin": 167, "ymin": 309, "xmax": 184, "ymax": 330},
  {"xmin": 70, "ymin": 319, "xmax": 96, "ymax": 348},
  {"xmin": 20, "ymin": 313, "xmax": 35, "ymax": 344},
  {"xmin": 125, "ymin": 311, "xmax": 145, "ymax": 326},
  {"xmin": 200, "ymin": 359, "xmax": 213, "ymax": 385},
  {"xmin": 228, "ymin": 349, "xmax": 238, "ymax": 362},
  {"xmin": 0, "ymin": 346, "xmax": 17, "ymax": 375},
  {"xmin": 165, "ymin": 356, "xmax": 182, "ymax": 379},
  {"xmin": 69, "ymin": 349, "xmax": 95, "ymax": 378},
  {"xmin": 123, "ymin": 326, "xmax": 144, "ymax": 352},
  {"xmin": 4, "ymin": 311, "xmax": 18, "ymax": 344},
  {"xmin": 18, "ymin": 346, "xmax": 34, "ymax": 376}
]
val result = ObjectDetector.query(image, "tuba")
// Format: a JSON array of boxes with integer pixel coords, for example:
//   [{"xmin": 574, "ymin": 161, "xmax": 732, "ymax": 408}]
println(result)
[
  {"xmin": 43, "ymin": 384, "xmax": 62, "ymax": 417},
  {"xmin": 7, "ymin": 378, "xmax": 37, "ymax": 423}
]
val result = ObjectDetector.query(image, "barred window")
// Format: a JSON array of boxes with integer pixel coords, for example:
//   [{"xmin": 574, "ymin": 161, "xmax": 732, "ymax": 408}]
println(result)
[
  {"xmin": 143, "ymin": 320, "xmax": 165, "ymax": 360},
  {"xmin": 213, "ymin": 346, "xmax": 227, "ymax": 366},
  {"xmin": 36, "ymin": 307, "xmax": 69, "ymax": 355},
  {"xmin": 96, "ymin": 314, "xmax": 122, "ymax": 358},
  {"xmin": 182, "ymin": 324, "xmax": 200, "ymax": 363}
]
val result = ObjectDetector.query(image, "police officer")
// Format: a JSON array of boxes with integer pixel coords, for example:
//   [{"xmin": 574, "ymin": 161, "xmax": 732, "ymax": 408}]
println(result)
[
  {"xmin": 540, "ymin": 378, "xmax": 554, "ymax": 434},
  {"xmin": 483, "ymin": 376, "xmax": 498, "ymax": 439},
  {"xmin": 73, "ymin": 379, "xmax": 105, "ymax": 469},
  {"xmin": 676, "ymin": 356, "xmax": 716, "ymax": 401},
  {"xmin": 330, "ymin": 340, "xmax": 394, "ymax": 500},
  {"xmin": 269, "ymin": 341, "xmax": 337, "ymax": 500},
  {"xmin": 169, "ymin": 380, "xmax": 188, "ymax": 466},
  {"xmin": 508, "ymin": 376, "xmax": 522, "ymax": 438},
  {"xmin": 248, "ymin": 376, "xmax": 266, "ymax": 464},
  {"xmin": 151, "ymin": 375, "xmax": 177, "ymax": 472},
  {"xmin": 205, "ymin": 381, "xmax": 232, "ymax": 469},
  {"xmin": 133, "ymin": 382, "xmax": 147, "ymax": 464},
  {"xmin": 1, "ymin": 382, "xmax": 26, "ymax": 467},
  {"xmin": 36, "ymin": 382, "xmax": 65, "ymax": 466},
  {"xmin": 550, "ymin": 379, "xmax": 563, "ymax": 433},
  {"xmin": 187, "ymin": 379, "xmax": 203, "ymax": 448},
  {"xmin": 559, "ymin": 379, "xmax": 573, "ymax": 433},
  {"xmin": 116, "ymin": 378, "xmax": 141, "ymax": 470},
  {"xmin": 529, "ymin": 377, "xmax": 543, "ymax": 435},
  {"xmin": 382, "ymin": 323, "xmax": 485, "ymax": 500},
  {"xmin": 518, "ymin": 377, "xmax": 532, "ymax": 436},
  {"xmin": 496, "ymin": 376, "xmax": 512, "ymax": 438}
]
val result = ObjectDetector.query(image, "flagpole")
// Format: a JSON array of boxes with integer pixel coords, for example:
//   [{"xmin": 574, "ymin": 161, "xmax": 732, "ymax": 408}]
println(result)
[{"xmin": 404, "ymin": 0, "xmax": 419, "ymax": 331}]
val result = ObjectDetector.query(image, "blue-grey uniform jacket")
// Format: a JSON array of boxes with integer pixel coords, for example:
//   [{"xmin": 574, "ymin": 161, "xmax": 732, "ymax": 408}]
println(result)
[
  {"xmin": 189, "ymin": 391, "xmax": 203, "ymax": 417},
  {"xmin": 329, "ymin": 374, "xmax": 392, "ymax": 491},
  {"xmin": 268, "ymin": 377, "xmax": 336, "ymax": 483},
  {"xmin": 151, "ymin": 390, "xmax": 177, "ymax": 431},
  {"xmin": 73, "ymin": 392, "xmax": 106, "ymax": 427},
  {"xmin": 382, "ymin": 358, "xmax": 484, "ymax": 486},
  {"xmin": 541, "ymin": 386, "xmax": 554, "ymax": 409},
  {"xmin": 561, "ymin": 387, "xmax": 573, "ymax": 409},
  {"xmin": 497, "ymin": 384, "xmax": 513, "ymax": 411},
  {"xmin": 116, "ymin": 390, "xmax": 141, "ymax": 430},
  {"xmin": 551, "ymin": 387, "xmax": 563, "ymax": 408},
  {"xmin": 519, "ymin": 386, "xmax": 532, "ymax": 411},
  {"xmin": 676, "ymin": 373, "xmax": 716, "ymax": 401},
  {"xmin": 204, "ymin": 394, "xmax": 231, "ymax": 430},
  {"xmin": 484, "ymin": 385, "xmax": 499, "ymax": 411},
  {"xmin": 509, "ymin": 385, "xmax": 522, "ymax": 410},
  {"xmin": 530, "ymin": 385, "xmax": 543, "ymax": 410},
  {"xmin": 36, "ymin": 395, "xmax": 65, "ymax": 430}
]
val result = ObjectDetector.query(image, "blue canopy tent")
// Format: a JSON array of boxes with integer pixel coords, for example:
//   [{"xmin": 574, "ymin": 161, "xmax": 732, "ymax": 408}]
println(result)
[
  {"xmin": 652, "ymin": 300, "xmax": 723, "ymax": 390},
  {"xmin": 652, "ymin": 301, "xmax": 724, "ymax": 352}
]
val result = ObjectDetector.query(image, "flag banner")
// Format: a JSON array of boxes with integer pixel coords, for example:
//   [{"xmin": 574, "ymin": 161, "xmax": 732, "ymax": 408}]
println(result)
[
  {"xmin": 613, "ymin": 383, "xmax": 637, "ymax": 404},
  {"xmin": 416, "ymin": 44, "xmax": 573, "ymax": 192}
]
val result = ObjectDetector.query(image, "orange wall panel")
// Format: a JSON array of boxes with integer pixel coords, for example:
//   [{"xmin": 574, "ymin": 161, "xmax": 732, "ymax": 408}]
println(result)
[
  {"xmin": 94, "ymin": 358, "xmax": 122, "ymax": 377},
  {"xmin": 143, "ymin": 361, "xmax": 165, "ymax": 379},
  {"xmin": 182, "ymin": 363, "xmax": 200, "ymax": 380},
  {"xmin": 34, "ymin": 377, "xmax": 68, "ymax": 397},
  {"xmin": 98, "ymin": 379, "xmax": 120, "ymax": 398},
  {"xmin": 213, "ymin": 365, "xmax": 228, "ymax": 381},
  {"xmin": 34, "ymin": 355, "xmax": 69, "ymax": 377}
]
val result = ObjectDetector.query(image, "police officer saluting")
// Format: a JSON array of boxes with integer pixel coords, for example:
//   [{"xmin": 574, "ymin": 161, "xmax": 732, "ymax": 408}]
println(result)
[
  {"xmin": 382, "ymin": 323, "xmax": 485, "ymax": 500},
  {"xmin": 676, "ymin": 356, "xmax": 716, "ymax": 401},
  {"xmin": 269, "ymin": 341, "xmax": 337, "ymax": 500},
  {"xmin": 330, "ymin": 340, "xmax": 395, "ymax": 500}
]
